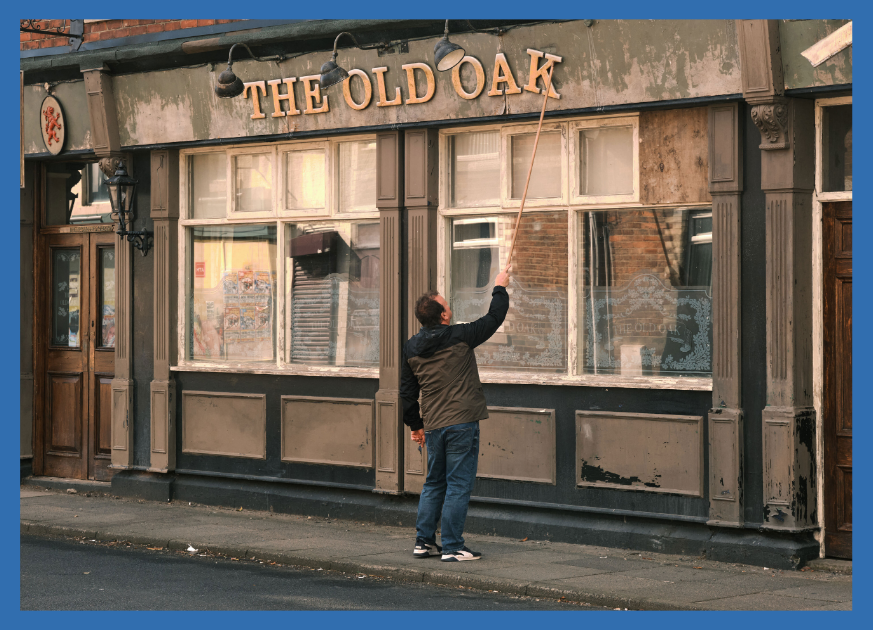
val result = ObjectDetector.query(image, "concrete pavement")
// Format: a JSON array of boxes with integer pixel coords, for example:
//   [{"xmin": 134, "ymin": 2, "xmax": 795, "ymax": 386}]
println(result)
[{"xmin": 20, "ymin": 483, "xmax": 852, "ymax": 611}]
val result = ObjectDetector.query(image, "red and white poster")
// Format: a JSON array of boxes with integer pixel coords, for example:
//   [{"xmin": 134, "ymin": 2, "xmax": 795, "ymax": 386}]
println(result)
[{"xmin": 195, "ymin": 261, "xmax": 206, "ymax": 278}]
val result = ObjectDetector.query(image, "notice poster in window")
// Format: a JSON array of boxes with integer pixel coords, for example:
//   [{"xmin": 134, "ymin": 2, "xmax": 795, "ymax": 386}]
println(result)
[
  {"xmin": 224, "ymin": 306, "xmax": 240, "ymax": 330},
  {"xmin": 256, "ymin": 305, "xmax": 270, "ymax": 330},
  {"xmin": 222, "ymin": 272, "xmax": 238, "ymax": 295},
  {"xmin": 240, "ymin": 306, "xmax": 256, "ymax": 330},
  {"xmin": 255, "ymin": 271, "xmax": 271, "ymax": 293},
  {"xmin": 239, "ymin": 269, "xmax": 255, "ymax": 294}
]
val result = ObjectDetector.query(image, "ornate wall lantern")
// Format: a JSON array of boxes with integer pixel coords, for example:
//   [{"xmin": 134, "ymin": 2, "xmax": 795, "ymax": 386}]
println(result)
[{"xmin": 104, "ymin": 160, "xmax": 152, "ymax": 256}]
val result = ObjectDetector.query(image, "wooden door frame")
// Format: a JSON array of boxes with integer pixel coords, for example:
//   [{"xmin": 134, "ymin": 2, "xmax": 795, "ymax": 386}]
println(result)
[
  {"xmin": 812, "ymin": 95, "xmax": 852, "ymax": 558},
  {"xmin": 32, "ymin": 162, "xmax": 119, "ymax": 478}
]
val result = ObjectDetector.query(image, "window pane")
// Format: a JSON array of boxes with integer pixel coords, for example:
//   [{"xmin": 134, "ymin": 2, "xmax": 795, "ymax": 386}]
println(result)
[
  {"xmin": 99, "ymin": 248, "xmax": 116, "ymax": 348},
  {"xmin": 191, "ymin": 153, "xmax": 227, "ymax": 219},
  {"xmin": 511, "ymin": 132, "xmax": 561, "ymax": 199},
  {"xmin": 337, "ymin": 141, "xmax": 377, "ymax": 213},
  {"xmin": 285, "ymin": 149, "xmax": 326, "ymax": 211},
  {"xmin": 579, "ymin": 126, "xmax": 633, "ymax": 196},
  {"xmin": 285, "ymin": 221, "xmax": 380, "ymax": 367},
  {"xmin": 579, "ymin": 208, "xmax": 712, "ymax": 377},
  {"xmin": 234, "ymin": 153, "xmax": 272, "ymax": 213},
  {"xmin": 450, "ymin": 211, "xmax": 567, "ymax": 372},
  {"xmin": 45, "ymin": 162, "xmax": 114, "ymax": 226},
  {"xmin": 51, "ymin": 249, "xmax": 81, "ymax": 347},
  {"xmin": 822, "ymin": 104, "xmax": 852, "ymax": 192},
  {"xmin": 188, "ymin": 225, "xmax": 277, "ymax": 362},
  {"xmin": 451, "ymin": 131, "xmax": 499, "ymax": 206}
]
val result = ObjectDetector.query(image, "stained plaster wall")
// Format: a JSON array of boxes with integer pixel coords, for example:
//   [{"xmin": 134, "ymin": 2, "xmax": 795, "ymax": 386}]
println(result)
[
  {"xmin": 110, "ymin": 20, "xmax": 742, "ymax": 147},
  {"xmin": 23, "ymin": 81, "xmax": 91, "ymax": 155},
  {"xmin": 780, "ymin": 20, "xmax": 852, "ymax": 90}
]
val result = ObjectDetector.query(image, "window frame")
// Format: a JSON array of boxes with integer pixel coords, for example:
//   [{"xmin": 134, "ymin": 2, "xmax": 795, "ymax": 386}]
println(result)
[
  {"xmin": 176, "ymin": 136, "xmax": 380, "ymax": 379},
  {"xmin": 500, "ymin": 120, "xmax": 569, "ymax": 209},
  {"xmin": 227, "ymin": 145, "xmax": 277, "ymax": 220},
  {"xmin": 437, "ymin": 116, "xmax": 711, "ymax": 391},
  {"xmin": 277, "ymin": 140, "xmax": 330, "ymax": 218},
  {"xmin": 569, "ymin": 115, "xmax": 640, "ymax": 205}
]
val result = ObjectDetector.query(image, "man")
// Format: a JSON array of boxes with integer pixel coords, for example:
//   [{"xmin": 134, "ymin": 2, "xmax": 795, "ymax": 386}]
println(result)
[{"xmin": 401, "ymin": 267, "xmax": 511, "ymax": 562}]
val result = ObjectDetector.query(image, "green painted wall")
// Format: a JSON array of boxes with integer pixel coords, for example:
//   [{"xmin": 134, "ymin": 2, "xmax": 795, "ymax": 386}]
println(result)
[{"xmin": 781, "ymin": 20, "xmax": 852, "ymax": 90}]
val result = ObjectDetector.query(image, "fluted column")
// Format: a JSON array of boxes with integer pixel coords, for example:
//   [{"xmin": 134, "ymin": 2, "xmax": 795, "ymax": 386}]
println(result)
[
  {"xmin": 707, "ymin": 103, "xmax": 744, "ymax": 526},
  {"xmin": 374, "ymin": 131, "xmax": 405, "ymax": 494},
  {"xmin": 148, "ymin": 150, "xmax": 179, "ymax": 472}
]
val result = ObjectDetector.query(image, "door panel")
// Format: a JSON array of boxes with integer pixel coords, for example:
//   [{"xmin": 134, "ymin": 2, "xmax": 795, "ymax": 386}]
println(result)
[
  {"xmin": 46, "ymin": 372, "xmax": 83, "ymax": 454},
  {"xmin": 42, "ymin": 234, "xmax": 89, "ymax": 479},
  {"xmin": 823, "ymin": 201, "xmax": 852, "ymax": 559},
  {"xmin": 89, "ymin": 234, "xmax": 116, "ymax": 481}
]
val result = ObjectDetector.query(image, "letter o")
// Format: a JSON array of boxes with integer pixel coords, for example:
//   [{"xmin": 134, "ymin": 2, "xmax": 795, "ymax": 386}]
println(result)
[
  {"xmin": 343, "ymin": 69, "xmax": 372, "ymax": 111},
  {"xmin": 451, "ymin": 56, "xmax": 485, "ymax": 100}
]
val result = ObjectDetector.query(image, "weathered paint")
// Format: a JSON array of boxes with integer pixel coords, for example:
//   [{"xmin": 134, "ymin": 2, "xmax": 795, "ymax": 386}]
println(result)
[
  {"xmin": 181, "ymin": 391, "xmax": 267, "ymax": 459},
  {"xmin": 781, "ymin": 20, "xmax": 852, "ymax": 90},
  {"xmin": 23, "ymin": 81, "xmax": 91, "ymax": 154},
  {"xmin": 109, "ymin": 20, "xmax": 742, "ymax": 148}
]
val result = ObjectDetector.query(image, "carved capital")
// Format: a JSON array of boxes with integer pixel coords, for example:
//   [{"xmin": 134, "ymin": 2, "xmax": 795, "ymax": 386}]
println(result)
[
  {"xmin": 98, "ymin": 155, "xmax": 124, "ymax": 178},
  {"xmin": 751, "ymin": 101, "xmax": 790, "ymax": 150}
]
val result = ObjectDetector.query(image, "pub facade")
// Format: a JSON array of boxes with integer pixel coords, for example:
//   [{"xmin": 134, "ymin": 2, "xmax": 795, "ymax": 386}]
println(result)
[{"xmin": 20, "ymin": 19, "xmax": 853, "ymax": 566}]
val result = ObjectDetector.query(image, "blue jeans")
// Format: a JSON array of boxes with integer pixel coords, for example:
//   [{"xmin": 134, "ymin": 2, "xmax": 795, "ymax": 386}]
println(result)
[{"xmin": 415, "ymin": 421, "xmax": 480, "ymax": 554}]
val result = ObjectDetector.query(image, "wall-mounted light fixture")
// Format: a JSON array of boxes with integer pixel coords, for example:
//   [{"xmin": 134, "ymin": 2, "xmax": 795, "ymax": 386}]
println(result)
[
  {"xmin": 215, "ymin": 43, "xmax": 273, "ymax": 98},
  {"xmin": 104, "ymin": 160, "xmax": 152, "ymax": 256},
  {"xmin": 434, "ymin": 19, "xmax": 467, "ymax": 72},
  {"xmin": 319, "ymin": 32, "xmax": 363, "ymax": 90}
]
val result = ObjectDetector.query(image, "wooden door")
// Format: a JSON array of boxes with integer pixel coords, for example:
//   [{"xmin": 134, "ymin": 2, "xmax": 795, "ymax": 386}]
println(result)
[
  {"xmin": 88, "ymin": 233, "xmax": 116, "ymax": 481},
  {"xmin": 39, "ymin": 233, "xmax": 115, "ymax": 480},
  {"xmin": 823, "ymin": 201, "xmax": 852, "ymax": 559}
]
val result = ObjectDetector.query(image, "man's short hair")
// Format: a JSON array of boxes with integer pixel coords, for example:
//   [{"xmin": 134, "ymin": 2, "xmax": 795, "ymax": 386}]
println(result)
[{"xmin": 415, "ymin": 290, "xmax": 444, "ymax": 327}]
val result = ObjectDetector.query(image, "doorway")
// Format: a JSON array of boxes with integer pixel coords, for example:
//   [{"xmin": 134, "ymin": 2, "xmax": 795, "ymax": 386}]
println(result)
[
  {"xmin": 822, "ymin": 201, "xmax": 852, "ymax": 559},
  {"xmin": 37, "ymin": 231, "xmax": 116, "ymax": 481}
]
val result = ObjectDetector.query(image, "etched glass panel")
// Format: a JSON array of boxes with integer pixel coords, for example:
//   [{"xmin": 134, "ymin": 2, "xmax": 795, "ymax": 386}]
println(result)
[
  {"xmin": 337, "ymin": 140, "xmax": 377, "ymax": 213},
  {"xmin": 190, "ymin": 153, "xmax": 227, "ymax": 219},
  {"xmin": 233, "ymin": 153, "xmax": 272, "ymax": 213},
  {"xmin": 822, "ymin": 104, "xmax": 852, "ymax": 192},
  {"xmin": 285, "ymin": 221, "xmax": 380, "ymax": 367},
  {"xmin": 451, "ymin": 131, "xmax": 500, "ymax": 207},
  {"xmin": 188, "ymin": 225, "xmax": 277, "ymax": 362},
  {"xmin": 98, "ymin": 248, "xmax": 116, "ymax": 348},
  {"xmin": 579, "ymin": 208, "xmax": 712, "ymax": 377},
  {"xmin": 51, "ymin": 248, "xmax": 81, "ymax": 347},
  {"xmin": 45, "ymin": 162, "xmax": 114, "ymax": 226},
  {"xmin": 450, "ymin": 211, "xmax": 568, "ymax": 372},
  {"xmin": 578, "ymin": 126, "xmax": 633, "ymax": 196},
  {"xmin": 510, "ymin": 132, "xmax": 561, "ymax": 199},
  {"xmin": 285, "ymin": 149, "xmax": 326, "ymax": 211}
]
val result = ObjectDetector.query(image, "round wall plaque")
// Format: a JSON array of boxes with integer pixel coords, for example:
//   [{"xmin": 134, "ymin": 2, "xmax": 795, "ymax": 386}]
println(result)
[{"xmin": 40, "ymin": 95, "xmax": 65, "ymax": 155}]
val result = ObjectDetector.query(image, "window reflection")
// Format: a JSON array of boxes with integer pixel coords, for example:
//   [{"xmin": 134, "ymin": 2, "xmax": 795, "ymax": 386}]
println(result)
[
  {"xmin": 450, "ymin": 211, "xmax": 568, "ymax": 372},
  {"xmin": 285, "ymin": 221, "xmax": 380, "ymax": 367},
  {"xmin": 45, "ymin": 162, "xmax": 113, "ymax": 226},
  {"xmin": 579, "ymin": 208, "xmax": 712, "ymax": 377}
]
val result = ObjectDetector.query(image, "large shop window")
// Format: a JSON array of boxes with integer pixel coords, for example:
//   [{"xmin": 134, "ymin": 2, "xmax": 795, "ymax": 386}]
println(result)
[
  {"xmin": 188, "ymin": 225, "xmax": 277, "ymax": 363},
  {"xmin": 441, "ymin": 117, "xmax": 711, "ymax": 383},
  {"xmin": 181, "ymin": 136, "xmax": 380, "ymax": 373}
]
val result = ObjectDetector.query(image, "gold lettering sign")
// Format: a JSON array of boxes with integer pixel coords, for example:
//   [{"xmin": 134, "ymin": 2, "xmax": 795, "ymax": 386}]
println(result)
[{"xmin": 240, "ymin": 49, "xmax": 562, "ymax": 119}]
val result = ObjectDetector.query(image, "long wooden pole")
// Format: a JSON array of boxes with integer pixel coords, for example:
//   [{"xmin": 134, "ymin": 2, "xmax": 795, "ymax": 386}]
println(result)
[{"xmin": 504, "ymin": 63, "xmax": 555, "ymax": 270}]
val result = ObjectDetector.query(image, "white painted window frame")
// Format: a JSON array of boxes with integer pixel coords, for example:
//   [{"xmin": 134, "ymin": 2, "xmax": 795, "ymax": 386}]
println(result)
[
  {"xmin": 277, "ymin": 140, "xmax": 331, "ymax": 218},
  {"xmin": 500, "ymin": 121, "xmax": 569, "ymax": 209},
  {"xmin": 812, "ymin": 95, "xmax": 852, "ymax": 556},
  {"xmin": 440, "ymin": 124, "xmax": 503, "ymax": 211},
  {"xmin": 227, "ymin": 145, "xmax": 278, "ymax": 220},
  {"xmin": 176, "ymin": 136, "xmax": 380, "ymax": 379},
  {"xmin": 437, "ymin": 116, "xmax": 712, "ymax": 391},
  {"xmin": 569, "ymin": 115, "xmax": 640, "ymax": 205}
]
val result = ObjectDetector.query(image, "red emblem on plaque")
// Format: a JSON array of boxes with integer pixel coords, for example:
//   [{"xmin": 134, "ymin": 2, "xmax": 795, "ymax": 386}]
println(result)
[{"xmin": 39, "ymin": 95, "xmax": 65, "ymax": 155}]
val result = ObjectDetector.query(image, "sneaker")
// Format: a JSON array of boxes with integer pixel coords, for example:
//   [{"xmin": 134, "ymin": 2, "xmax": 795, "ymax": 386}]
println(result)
[
  {"xmin": 413, "ymin": 538, "xmax": 442, "ymax": 558},
  {"xmin": 441, "ymin": 546, "xmax": 482, "ymax": 562}
]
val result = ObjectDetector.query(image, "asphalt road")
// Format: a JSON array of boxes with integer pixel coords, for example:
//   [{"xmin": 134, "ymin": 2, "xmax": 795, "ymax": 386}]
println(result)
[{"xmin": 21, "ymin": 534, "xmax": 603, "ymax": 611}]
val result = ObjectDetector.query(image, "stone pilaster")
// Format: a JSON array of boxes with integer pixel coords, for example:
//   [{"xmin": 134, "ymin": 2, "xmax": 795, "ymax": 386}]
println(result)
[
  {"xmin": 707, "ymin": 103, "xmax": 744, "ymax": 526},
  {"xmin": 374, "ymin": 131, "xmax": 405, "ymax": 494},
  {"xmin": 149, "ymin": 150, "xmax": 179, "ymax": 473}
]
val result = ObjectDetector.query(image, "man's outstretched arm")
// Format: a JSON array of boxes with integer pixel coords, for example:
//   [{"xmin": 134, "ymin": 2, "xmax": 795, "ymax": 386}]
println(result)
[{"xmin": 459, "ymin": 267, "xmax": 511, "ymax": 349}]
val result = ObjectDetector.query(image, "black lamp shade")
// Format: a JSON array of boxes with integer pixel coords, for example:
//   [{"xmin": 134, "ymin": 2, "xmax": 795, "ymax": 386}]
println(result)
[
  {"xmin": 215, "ymin": 65, "xmax": 245, "ymax": 98},
  {"xmin": 105, "ymin": 163, "xmax": 138, "ymax": 216},
  {"xmin": 320, "ymin": 59, "xmax": 350, "ymax": 90},
  {"xmin": 434, "ymin": 37, "xmax": 465, "ymax": 72}
]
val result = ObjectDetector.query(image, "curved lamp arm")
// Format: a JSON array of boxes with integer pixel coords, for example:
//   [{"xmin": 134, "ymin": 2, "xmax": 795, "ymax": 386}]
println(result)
[{"xmin": 330, "ymin": 32, "xmax": 362, "ymax": 63}]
